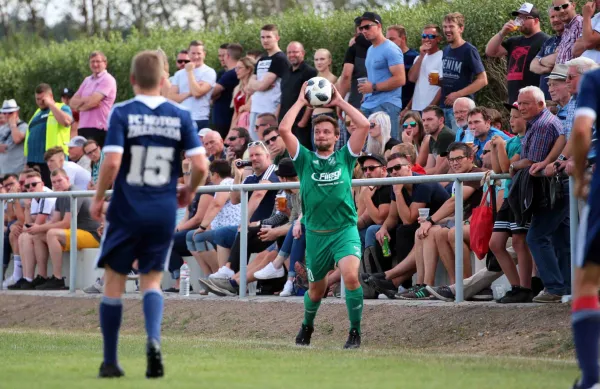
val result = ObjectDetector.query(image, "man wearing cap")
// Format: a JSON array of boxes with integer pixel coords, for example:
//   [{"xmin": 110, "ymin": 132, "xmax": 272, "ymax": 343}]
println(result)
[
  {"xmin": 0, "ymin": 99, "xmax": 28, "ymax": 175},
  {"xmin": 547, "ymin": 64, "xmax": 572, "ymax": 130},
  {"xmin": 60, "ymin": 88, "xmax": 79, "ymax": 138},
  {"xmin": 69, "ymin": 51, "xmax": 117, "ymax": 147},
  {"xmin": 337, "ymin": 20, "xmax": 372, "ymax": 111},
  {"xmin": 531, "ymin": 7, "xmax": 565, "ymax": 100},
  {"xmin": 486, "ymin": 3, "xmax": 549, "ymax": 104},
  {"xmin": 553, "ymin": 0, "xmax": 583, "ymax": 64},
  {"xmin": 67, "ymin": 136, "xmax": 91, "ymax": 172},
  {"xmin": 356, "ymin": 153, "xmax": 391, "ymax": 250},
  {"xmin": 356, "ymin": 12, "xmax": 406, "ymax": 140}
]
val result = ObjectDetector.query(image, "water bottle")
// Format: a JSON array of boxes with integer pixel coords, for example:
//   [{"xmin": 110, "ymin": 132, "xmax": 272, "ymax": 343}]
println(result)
[{"xmin": 179, "ymin": 262, "xmax": 190, "ymax": 296}]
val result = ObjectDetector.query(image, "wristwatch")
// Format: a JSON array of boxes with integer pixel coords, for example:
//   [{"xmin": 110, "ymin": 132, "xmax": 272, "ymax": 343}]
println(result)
[
  {"xmin": 509, "ymin": 163, "xmax": 515, "ymax": 175},
  {"xmin": 426, "ymin": 216, "xmax": 435, "ymax": 225},
  {"xmin": 372, "ymin": 83, "xmax": 378, "ymax": 92}
]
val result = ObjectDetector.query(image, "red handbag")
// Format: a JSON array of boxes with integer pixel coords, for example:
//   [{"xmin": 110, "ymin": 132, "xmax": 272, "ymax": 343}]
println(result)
[{"xmin": 469, "ymin": 186, "xmax": 494, "ymax": 260}]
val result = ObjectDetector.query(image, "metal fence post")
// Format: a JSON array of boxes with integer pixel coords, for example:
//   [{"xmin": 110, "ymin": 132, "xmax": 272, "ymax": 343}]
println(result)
[
  {"xmin": 569, "ymin": 176, "xmax": 578, "ymax": 296},
  {"xmin": 239, "ymin": 189, "xmax": 249, "ymax": 298},
  {"xmin": 0, "ymin": 200, "xmax": 4, "ymax": 290},
  {"xmin": 69, "ymin": 196, "xmax": 78, "ymax": 293},
  {"xmin": 454, "ymin": 180, "xmax": 464, "ymax": 303}
]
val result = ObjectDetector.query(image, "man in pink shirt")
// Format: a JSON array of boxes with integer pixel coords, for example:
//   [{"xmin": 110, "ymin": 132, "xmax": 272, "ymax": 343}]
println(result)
[{"xmin": 70, "ymin": 51, "xmax": 117, "ymax": 147}]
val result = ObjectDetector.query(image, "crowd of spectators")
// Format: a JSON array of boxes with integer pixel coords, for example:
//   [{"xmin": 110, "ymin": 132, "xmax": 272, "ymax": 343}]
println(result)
[{"xmin": 1, "ymin": 2, "xmax": 599, "ymax": 304}]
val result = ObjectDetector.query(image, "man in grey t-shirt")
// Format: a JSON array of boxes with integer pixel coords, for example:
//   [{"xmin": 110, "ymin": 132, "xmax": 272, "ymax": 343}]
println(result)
[
  {"xmin": 0, "ymin": 99, "xmax": 28, "ymax": 175},
  {"xmin": 31, "ymin": 168, "xmax": 101, "ymax": 290}
]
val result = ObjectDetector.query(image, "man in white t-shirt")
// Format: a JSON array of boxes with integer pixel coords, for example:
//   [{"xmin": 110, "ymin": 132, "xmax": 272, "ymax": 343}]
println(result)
[
  {"xmin": 404, "ymin": 24, "xmax": 444, "ymax": 114},
  {"xmin": 43, "ymin": 146, "xmax": 91, "ymax": 190},
  {"xmin": 8, "ymin": 170, "xmax": 57, "ymax": 290},
  {"xmin": 170, "ymin": 40, "xmax": 217, "ymax": 129},
  {"xmin": 247, "ymin": 24, "xmax": 290, "ymax": 140}
]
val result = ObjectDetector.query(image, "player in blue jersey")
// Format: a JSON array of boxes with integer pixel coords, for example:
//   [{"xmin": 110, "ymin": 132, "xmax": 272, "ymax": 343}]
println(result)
[
  {"xmin": 90, "ymin": 51, "xmax": 208, "ymax": 379},
  {"xmin": 571, "ymin": 68, "xmax": 600, "ymax": 389}
]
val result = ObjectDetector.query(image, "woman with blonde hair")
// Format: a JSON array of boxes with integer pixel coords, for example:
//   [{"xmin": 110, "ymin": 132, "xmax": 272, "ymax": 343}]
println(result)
[
  {"xmin": 310, "ymin": 49, "xmax": 339, "ymax": 149},
  {"xmin": 366, "ymin": 111, "xmax": 400, "ymax": 156},
  {"xmin": 230, "ymin": 56, "xmax": 256, "ymax": 130},
  {"xmin": 156, "ymin": 49, "xmax": 172, "ymax": 97}
]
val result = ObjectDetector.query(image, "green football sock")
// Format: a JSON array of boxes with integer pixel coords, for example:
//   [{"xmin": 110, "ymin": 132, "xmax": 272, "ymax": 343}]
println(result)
[
  {"xmin": 345, "ymin": 286, "xmax": 363, "ymax": 334},
  {"xmin": 302, "ymin": 292, "xmax": 321, "ymax": 327}
]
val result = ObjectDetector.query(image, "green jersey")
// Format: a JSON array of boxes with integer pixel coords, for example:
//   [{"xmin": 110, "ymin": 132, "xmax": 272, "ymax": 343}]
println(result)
[{"xmin": 292, "ymin": 143, "xmax": 358, "ymax": 231}]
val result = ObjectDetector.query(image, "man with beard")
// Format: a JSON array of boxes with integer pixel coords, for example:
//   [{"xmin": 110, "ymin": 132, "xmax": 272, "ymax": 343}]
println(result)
[
  {"xmin": 485, "ymin": 3, "xmax": 549, "ymax": 104},
  {"xmin": 278, "ymin": 41, "xmax": 317, "ymax": 149},
  {"xmin": 531, "ymin": 7, "xmax": 565, "ymax": 99},
  {"xmin": 453, "ymin": 97, "xmax": 476, "ymax": 141},
  {"xmin": 279, "ymin": 83, "xmax": 369, "ymax": 349},
  {"xmin": 421, "ymin": 105, "xmax": 453, "ymax": 175}
]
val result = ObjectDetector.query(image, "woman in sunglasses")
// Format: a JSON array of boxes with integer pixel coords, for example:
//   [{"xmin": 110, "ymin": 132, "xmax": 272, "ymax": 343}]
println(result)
[
  {"xmin": 365, "ymin": 111, "xmax": 400, "ymax": 156},
  {"xmin": 230, "ymin": 56, "xmax": 257, "ymax": 131},
  {"xmin": 400, "ymin": 111, "xmax": 428, "ymax": 161}
]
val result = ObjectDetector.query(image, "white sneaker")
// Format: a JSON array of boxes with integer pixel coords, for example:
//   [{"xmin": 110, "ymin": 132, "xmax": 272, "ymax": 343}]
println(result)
[
  {"xmin": 209, "ymin": 266, "xmax": 235, "ymax": 279},
  {"xmin": 254, "ymin": 262, "xmax": 285, "ymax": 280},
  {"xmin": 279, "ymin": 280, "xmax": 294, "ymax": 297},
  {"xmin": 2, "ymin": 275, "xmax": 16, "ymax": 289}
]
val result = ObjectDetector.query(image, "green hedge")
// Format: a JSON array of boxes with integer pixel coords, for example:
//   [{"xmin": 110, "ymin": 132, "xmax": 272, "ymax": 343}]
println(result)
[{"xmin": 0, "ymin": 0, "xmax": 554, "ymax": 120}]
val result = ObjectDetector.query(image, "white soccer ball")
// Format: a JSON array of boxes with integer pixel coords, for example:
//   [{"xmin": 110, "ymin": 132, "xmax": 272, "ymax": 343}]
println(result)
[{"xmin": 304, "ymin": 77, "xmax": 332, "ymax": 107}]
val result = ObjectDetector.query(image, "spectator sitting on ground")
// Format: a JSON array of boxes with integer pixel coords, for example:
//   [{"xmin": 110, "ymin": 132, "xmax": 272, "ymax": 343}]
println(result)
[
  {"xmin": 399, "ymin": 111, "xmax": 428, "ymax": 163},
  {"xmin": 8, "ymin": 170, "xmax": 56, "ymax": 290},
  {"xmin": 225, "ymin": 127, "xmax": 251, "ymax": 161},
  {"xmin": 186, "ymin": 160, "xmax": 241, "ymax": 294},
  {"xmin": 44, "ymin": 146, "xmax": 91, "ymax": 190},
  {"xmin": 0, "ymin": 99, "xmax": 28, "ymax": 175},
  {"xmin": 203, "ymin": 130, "xmax": 226, "ymax": 161},
  {"xmin": 467, "ymin": 107, "xmax": 511, "ymax": 165},
  {"xmin": 401, "ymin": 142, "xmax": 486, "ymax": 300},
  {"xmin": 390, "ymin": 143, "xmax": 427, "ymax": 175},
  {"xmin": 230, "ymin": 56, "xmax": 256, "ymax": 131},
  {"xmin": 83, "ymin": 140, "xmax": 104, "ymax": 190},
  {"xmin": 420, "ymin": 105, "xmax": 453, "ymax": 174},
  {"xmin": 262, "ymin": 126, "xmax": 289, "ymax": 165},
  {"xmin": 206, "ymin": 158, "xmax": 301, "ymax": 296},
  {"xmin": 31, "ymin": 168, "xmax": 101, "ymax": 290},
  {"xmin": 69, "ymin": 51, "xmax": 117, "ymax": 146},
  {"xmin": 67, "ymin": 136, "xmax": 91, "ymax": 172},
  {"xmin": 453, "ymin": 97, "xmax": 476, "ymax": 141},
  {"xmin": 366, "ymin": 112, "xmax": 400, "ymax": 157},
  {"xmin": 356, "ymin": 153, "xmax": 391, "ymax": 250},
  {"xmin": 366, "ymin": 152, "xmax": 450, "ymax": 298}
]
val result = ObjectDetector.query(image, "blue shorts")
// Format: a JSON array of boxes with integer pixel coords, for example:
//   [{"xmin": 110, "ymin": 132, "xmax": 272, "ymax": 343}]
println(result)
[{"xmin": 96, "ymin": 221, "xmax": 175, "ymax": 275}]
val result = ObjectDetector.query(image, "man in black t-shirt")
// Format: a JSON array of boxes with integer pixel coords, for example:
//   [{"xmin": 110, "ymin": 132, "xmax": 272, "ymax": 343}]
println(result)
[
  {"xmin": 422, "ymin": 105, "xmax": 453, "ymax": 174},
  {"xmin": 485, "ymin": 3, "xmax": 549, "ymax": 104},
  {"xmin": 357, "ymin": 154, "xmax": 391, "ymax": 250},
  {"xmin": 338, "ymin": 21, "xmax": 372, "ymax": 110}
]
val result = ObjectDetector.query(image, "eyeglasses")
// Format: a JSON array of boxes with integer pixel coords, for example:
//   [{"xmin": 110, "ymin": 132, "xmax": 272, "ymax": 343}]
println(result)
[
  {"xmin": 422, "ymin": 34, "xmax": 438, "ymax": 39},
  {"xmin": 85, "ymin": 147, "xmax": 99, "ymax": 156},
  {"xmin": 403, "ymin": 121, "xmax": 417, "ymax": 129},
  {"xmin": 362, "ymin": 165, "xmax": 382, "ymax": 172},
  {"xmin": 264, "ymin": 134, "xmax": 279, "ymax": 146},
  {"xmin": 448, "ymin": 155, "xmax": 467, "ymax": 164},
  {"xmin": 24, "ymin": 181, "xmax": 42, "ymax": 189},
  {"xmin": 247, "ymin": 141, "xmax": 269, "ymax": 152},
  {"xmin": 553, "ymin": 3, "xmax": 570, "ymax": 11},
  {"xmin": 386, "ymin": 163, "xmax": 410, "ymax": 173},
  {"xmin": 227, "ymin": 136, "xmax": 239, "ymax": 142},
  {"xmin": 482, "ymin": 149, "xmax": 491, "ymax": 155},
  {"xmin": 369, "ymin": 122, "xmax": 377, "ymax": 129},
  {"xmin": 566, "ymin": 74, "xmax": 579, "ymax": 80},
  {"xmin": 177, "ymin": 59, "xmax": 191, "ymax": 64},
  {"xmin": 358, "ymin": 23, "xmax": 377, "ymax": 31}
]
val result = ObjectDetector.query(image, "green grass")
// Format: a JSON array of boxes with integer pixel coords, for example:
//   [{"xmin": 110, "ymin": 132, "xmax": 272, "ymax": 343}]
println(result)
[{"xmin": 0, "ymin": 329, "xmax": 578, "ymax": 388}]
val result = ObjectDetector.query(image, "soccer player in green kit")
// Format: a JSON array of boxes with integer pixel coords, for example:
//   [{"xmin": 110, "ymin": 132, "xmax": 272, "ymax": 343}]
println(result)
[{"xmin": 279, "ymin": 83, "xmax": 369, "ymax": 349}]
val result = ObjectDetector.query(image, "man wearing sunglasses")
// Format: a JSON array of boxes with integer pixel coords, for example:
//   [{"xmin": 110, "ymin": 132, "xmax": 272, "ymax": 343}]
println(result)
[
  {"xmin": 262, "ymin": 126, "xmax": 288, "ymax": 165},
  {"xmin": 356, "ymin": 153, "xmax": 390, "ymax": 250},
  {"xmin": 405, "ymin": 24, "xmax": 443, "ymax": 114},
  {"xmin": 356, "ymin": 12, "xmax": 406, "ymax": 140},
  {"xmin": 280, "ymin": 81, "xmax": 370, "ymax": 349},
  {"xmin": 174, "ymin": 50, "xmax": 189, "ymax": 72},
  {"xmin": 225, "ymin": 127, "xmax": 251, "ymax": 161},
  {"xmin": 367, "ymin": 152, "xmax": 450, "ymax": 298},
  {"xmin": 554, "ymin": 0, "xmax": 584, "ymax": 64},
  {"xmin": 485, "ymin": 3, "xmax": 548, "ymax": 105}
]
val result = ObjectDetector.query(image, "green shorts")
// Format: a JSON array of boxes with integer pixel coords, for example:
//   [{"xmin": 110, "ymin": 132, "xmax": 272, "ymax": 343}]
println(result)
[{"xmin": 305, "ymin": 227, "xmax": 362, "ymax": 282}]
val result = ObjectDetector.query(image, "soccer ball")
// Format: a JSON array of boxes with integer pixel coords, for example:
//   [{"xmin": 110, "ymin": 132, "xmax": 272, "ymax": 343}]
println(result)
[{"xmin": 304, "ymin": 77, "xmax": 332, "ymax": 107}]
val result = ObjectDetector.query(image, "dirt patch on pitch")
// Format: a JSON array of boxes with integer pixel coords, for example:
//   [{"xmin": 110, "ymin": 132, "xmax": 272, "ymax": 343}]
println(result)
[{"xmin": 0, "ymin": 294, "xmax": 573, "ymax": 358}]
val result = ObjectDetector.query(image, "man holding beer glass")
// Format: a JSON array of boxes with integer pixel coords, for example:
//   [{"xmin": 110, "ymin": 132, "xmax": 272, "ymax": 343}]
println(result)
[{"xmin": 485, "ymin": 3, "xmax": 549, "ymax": 104}]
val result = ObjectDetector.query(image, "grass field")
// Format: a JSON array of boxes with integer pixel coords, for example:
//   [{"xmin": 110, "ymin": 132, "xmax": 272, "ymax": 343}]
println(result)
[{"xmin": 0, "ymin": 329, "xmax": 578, "ymax": 389}]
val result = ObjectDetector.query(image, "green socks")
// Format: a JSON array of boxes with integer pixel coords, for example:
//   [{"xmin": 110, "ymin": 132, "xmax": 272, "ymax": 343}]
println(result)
[
  {"xmin": 345, "ymin": 286, "xmax": 363, "ymax": 334},
  {"xmin": 302, "ymin": 292, "xmax": 321, "ymax": 327}
]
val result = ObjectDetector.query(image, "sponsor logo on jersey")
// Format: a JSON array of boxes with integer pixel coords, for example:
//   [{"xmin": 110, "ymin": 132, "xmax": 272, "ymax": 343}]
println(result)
[{"xmin": 311, "ymin": 169, "xmax": 342, "ymax": 182}]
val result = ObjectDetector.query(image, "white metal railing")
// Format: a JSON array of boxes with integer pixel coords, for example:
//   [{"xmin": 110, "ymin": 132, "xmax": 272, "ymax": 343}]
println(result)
[{"xmin": 0, "ymin": 172, "xmax": 576, "ymax": 302}]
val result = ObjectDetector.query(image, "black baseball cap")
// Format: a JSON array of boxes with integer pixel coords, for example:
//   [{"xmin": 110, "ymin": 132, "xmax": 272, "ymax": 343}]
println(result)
[
  {"xmin": 503, "ymin": 101, "xmax": 519, "ymax": 111},
  {"xmin": 61, "ymin": 88, "xmax": 74, "ymax": 98},
  {"xmin": 358, "ymin": 153, "xmax": 386, "ymax": 166},
  {"xmin": 355, "ymin": 12, "xmax": 382, "ymax": 26},
  {"xmin": 275, "ymin": 158, "xmax": 297, "ymax": 178}
]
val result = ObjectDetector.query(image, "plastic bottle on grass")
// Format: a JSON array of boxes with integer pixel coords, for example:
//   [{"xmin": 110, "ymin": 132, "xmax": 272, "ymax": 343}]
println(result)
[{"xmin": 180, "ymin": 262, "xmax": 190, "ymax": 296}]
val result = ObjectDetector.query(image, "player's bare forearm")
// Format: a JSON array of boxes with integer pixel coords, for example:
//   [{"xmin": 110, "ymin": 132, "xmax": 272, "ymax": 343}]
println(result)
[
  {"xmin": 343, "ymin": 99, "xmax": 369, "ymax": 153},
  {"xmin": 94, "ymin": 154, "xmax": 121, "ymax": 201},
  {"xmin": 280, "ymin": 100, "xmax": 304, "ymax": 157}
]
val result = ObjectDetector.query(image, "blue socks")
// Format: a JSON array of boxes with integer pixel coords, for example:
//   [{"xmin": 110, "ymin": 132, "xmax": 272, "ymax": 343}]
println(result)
[
  {"xmin": 573, "ymin": 296, "xmax": 600, "ymax": 389},
  {"xmin": 143, "ymin": 289, "xmax": 164, "ymax": 343},
  {"xmin": 99, "ymin": 296, "xmax": 123, "ymax": 365}
]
